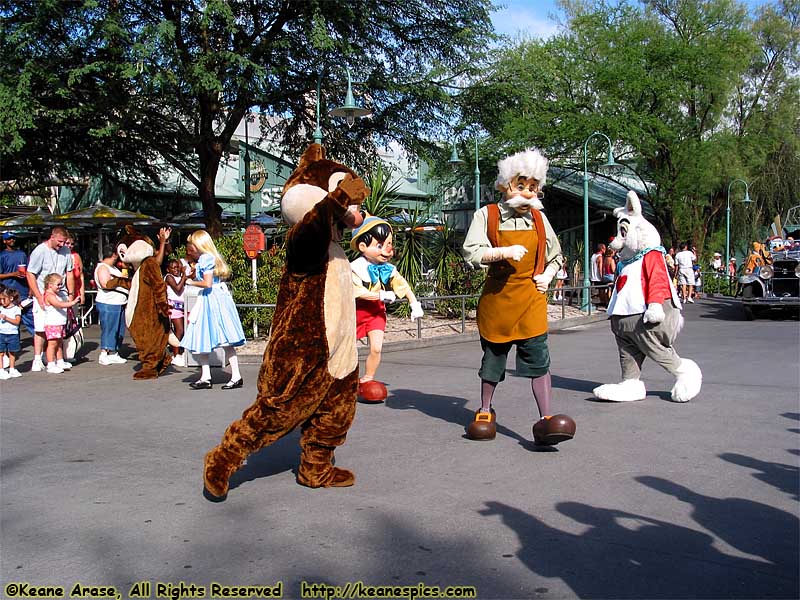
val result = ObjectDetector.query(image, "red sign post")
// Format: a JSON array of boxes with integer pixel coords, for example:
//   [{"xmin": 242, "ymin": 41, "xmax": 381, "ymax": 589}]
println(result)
[{"xmin": 242, "ymin": 224, "xmax": 266, "ymax": 259}]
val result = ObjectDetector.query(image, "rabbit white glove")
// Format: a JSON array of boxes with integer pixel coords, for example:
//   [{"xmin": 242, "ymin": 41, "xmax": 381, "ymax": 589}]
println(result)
[
  {"xmin": 643, "ymin": 302, "xmax": 665, "ymax": 324},
  {"xmin": 410, "ymin": 301, "xmax": 424, "ymax": 321},
  {"xmin": 379, "ymin": 290, "xmax": 396, "ymax": 303},
  {"xmin": 481, "ymin": 245, "xmax": 528, "ymax": 263}
]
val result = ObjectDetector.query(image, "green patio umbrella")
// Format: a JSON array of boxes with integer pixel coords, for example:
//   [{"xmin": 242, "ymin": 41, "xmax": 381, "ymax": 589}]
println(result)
[
  {"xmin": 54, "ymin": 201, "xmax": 160, "ymax": 260},
  {"xmin": 0, "ymin": 208, "xmax": 58, "ymax": 229}
]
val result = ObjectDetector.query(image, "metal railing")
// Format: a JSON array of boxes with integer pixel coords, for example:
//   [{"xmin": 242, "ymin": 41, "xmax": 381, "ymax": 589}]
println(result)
[{"xmin": 235, "ymin": 282, "xmax": 604, "ymax": 341}]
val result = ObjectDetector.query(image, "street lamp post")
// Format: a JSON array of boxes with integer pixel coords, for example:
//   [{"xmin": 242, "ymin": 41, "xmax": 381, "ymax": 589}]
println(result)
[
  {"xmin": 243, "ymin": 114, "xmax": 252, "ymax": 225},
  {"xmin": 473, "ymin": 136, "xmax": 480, "ymax": 213},
  {"xmin": 448, "ymin": 135, "xmax": 481, "ymax": 212},
  {"xmin": 726, "ymin": 178, "xmax": 751, "ymax": 271},
  {"xmin": 582, "ymin": 131, "xmax": 620, "ymax": 311}
]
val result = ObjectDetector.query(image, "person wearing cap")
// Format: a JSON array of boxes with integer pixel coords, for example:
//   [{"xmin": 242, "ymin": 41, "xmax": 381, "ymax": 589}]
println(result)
[
  {"xmin": 350, "ymin": 215, "xmax": 423, "ymax": 397},
  {"xmin": 462, "ymin": 148, "xmax": 570, "ymax": 443},
  {"xmin": 710, "ymin": 252, "xmax": 723, "ymax": 274},
  {"xmin": 0, "ymin": 231, "xmax": 34, "ymax": 336}
]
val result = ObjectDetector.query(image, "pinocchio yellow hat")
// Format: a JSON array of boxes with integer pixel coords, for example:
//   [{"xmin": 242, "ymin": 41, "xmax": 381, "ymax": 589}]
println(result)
[{"xmin": 350, "ymin": 215, "xmax": 391, "ymax": 251}]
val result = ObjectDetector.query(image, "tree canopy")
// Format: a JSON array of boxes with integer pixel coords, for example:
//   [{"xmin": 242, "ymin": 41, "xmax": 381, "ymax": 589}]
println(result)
[
  {"xmin": 1, "ymin": 0, "xmax": 495, "ymax": 236},
  {"xmin": 454, "ymin": 0, "xmax": 799, "ymax": 253}
]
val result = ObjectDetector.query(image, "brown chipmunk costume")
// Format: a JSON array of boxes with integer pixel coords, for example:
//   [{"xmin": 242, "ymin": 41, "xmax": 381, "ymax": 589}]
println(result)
[
  {"xmin": 106, "ymin": 227, "xmax": 177, "ymax": 379},
  {"xmin": 203, "ymin": 144, "xmax": 368, "ymax": 498}
]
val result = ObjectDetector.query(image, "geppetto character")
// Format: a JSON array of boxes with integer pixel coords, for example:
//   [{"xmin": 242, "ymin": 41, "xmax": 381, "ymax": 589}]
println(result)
[{"xmin": 462, "ymin": 148, "xmax": 575, "ymax": 445}]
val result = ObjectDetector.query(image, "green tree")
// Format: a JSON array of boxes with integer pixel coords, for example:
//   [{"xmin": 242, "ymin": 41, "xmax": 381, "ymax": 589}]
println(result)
[
  {"xmin": 1, "ymin": 0, "xmax": 495, "ymax": 236},
  {"xmin": 455, "ymin": 0, "xmax": 798, "ymax": 251}
]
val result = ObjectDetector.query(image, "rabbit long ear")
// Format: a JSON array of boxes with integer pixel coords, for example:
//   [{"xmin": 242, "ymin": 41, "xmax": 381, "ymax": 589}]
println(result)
[{"xmin": 626, "ymin": 190, "xmax": 642, "ymax": 216}]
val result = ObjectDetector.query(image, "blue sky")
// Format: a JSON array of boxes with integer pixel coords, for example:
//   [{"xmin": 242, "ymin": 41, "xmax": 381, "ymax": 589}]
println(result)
[{"xmin": 491, "ymin": 0, "xmax": 779, "ymax": 39}]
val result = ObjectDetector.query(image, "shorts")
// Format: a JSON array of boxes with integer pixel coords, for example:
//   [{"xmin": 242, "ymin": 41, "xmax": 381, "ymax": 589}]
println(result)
[
  {"xmin": 44, "ymin": 325, "xmax": 65, "ymax": 341},
  {"xmin": 356, "ymin": 298, "xmax": 387, "ymax": 339},
  {"xmin": 602, "ymin": 274, "xmax": 615, "ymax": 283},
  {"xmin": 33, "ymin": 301, "xmax": 46, "ymax": 333},
  {"xmin": 677, "ymin": 268, "xmax": 695, "ymax": 286},
  {"xmin": 0, "ymin": 332, "xmax": 20, "ymax": 353},
  {"xmin": 169, "ymin": 308, "xmax": 185, "ymax": 321},
  {"xmin": 479, "ymin": 332, "xmax": 550, "ymax": 383}
]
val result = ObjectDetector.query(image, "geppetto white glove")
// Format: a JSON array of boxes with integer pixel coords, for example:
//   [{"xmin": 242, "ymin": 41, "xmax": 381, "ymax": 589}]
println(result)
[
  {"xmin": 643, "ymin": 302, "xmax": 665, "ymax": 324},
  {"xmin": 481, "ymin": 245, "xmax": 528, "ymax": 264},
  {"xmin": 379, "ymin": 290, "xmax": 396, "ymax": 303},
  {"xmin": 409, "ymin": 301, "xmax": 424, "ymax": 321},
  {"xmin": 533, "ymin": 265, "xmax": 559, "ymax": 293}
]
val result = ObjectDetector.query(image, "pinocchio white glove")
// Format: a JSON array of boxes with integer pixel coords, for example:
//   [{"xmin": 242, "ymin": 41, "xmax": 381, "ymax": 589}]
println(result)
[
  {"xmin": 410, "ymin": 301, "xmax": 424, "ymax": 321},
  {"xmin": 379, "ymin": 290, "xmax": 396, "ymax": 303}
]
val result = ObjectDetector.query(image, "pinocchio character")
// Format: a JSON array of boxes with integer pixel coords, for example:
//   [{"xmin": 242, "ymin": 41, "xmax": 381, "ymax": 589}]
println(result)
[{"xmin": 350, "ymin": 215, "xmax": 423, "ymax": 402}]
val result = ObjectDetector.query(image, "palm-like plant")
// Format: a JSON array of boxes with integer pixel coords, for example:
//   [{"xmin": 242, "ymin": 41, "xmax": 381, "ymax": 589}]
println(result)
[
  {"xmin": 393, "ymin": 208, "xmax": 429, "ymax": 291},
  {"xmin": 361, "ymin": 162, "xmax": 402, "ymax": 220}
]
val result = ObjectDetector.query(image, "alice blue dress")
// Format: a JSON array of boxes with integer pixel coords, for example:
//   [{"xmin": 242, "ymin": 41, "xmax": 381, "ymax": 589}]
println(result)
[{"xmin": 182, "ymin": 253, "xmax": 245, "ymax": 353}]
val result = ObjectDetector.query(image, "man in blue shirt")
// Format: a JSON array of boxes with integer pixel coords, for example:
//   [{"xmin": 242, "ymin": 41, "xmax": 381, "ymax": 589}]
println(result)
[{"xmin": 0, "ymin": 231, "xmax": 34, "ymax": 335}]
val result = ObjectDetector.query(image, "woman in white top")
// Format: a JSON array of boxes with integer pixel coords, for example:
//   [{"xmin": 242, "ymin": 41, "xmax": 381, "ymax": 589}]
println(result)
[{"xmin": 93, "ymin": 248, "xmax": 129, "ymax": 365}]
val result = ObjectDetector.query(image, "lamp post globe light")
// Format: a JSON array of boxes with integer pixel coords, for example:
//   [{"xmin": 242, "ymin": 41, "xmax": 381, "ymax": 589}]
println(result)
[
  {"xmin": 313, "ymin": 67, "xmax": 372, "ymax": 144},
  {"xmin": 582, "ymin": 131, "xmax": 620, "ymax": 311},
  {"xmin": 726, "ymin": 178, "xmax": 751, "ymax": 270}
]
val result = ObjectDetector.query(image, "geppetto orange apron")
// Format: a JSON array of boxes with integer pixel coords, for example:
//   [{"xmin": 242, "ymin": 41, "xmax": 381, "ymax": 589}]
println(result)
[{"xmin": 477, "ymin": 207, "xmax": 548, "ymax": 343}]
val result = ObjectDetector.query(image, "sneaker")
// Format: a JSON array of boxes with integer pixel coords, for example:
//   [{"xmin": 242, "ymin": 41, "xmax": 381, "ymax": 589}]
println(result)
[
  {"xmin": 46, "ymin": 364, "xmax": 64, "ymax": 374},
  {"xmin": 98, "ymin": 353, "xmax": 113, "ymax": 366},
  {"xmin": 106, "ymin": 353, "xmax": 127, "ymax": 364},
  {"xmin": 687, "ymin": 297, "xmax": 694, "ymax": 303},
  {"xmin": 57, "ymin": 360, "xmax": 72, "ymax": 370},
  {"xmin": 171, "ymin": 353, "xmax": 186, "ymax": 367},
  {"xmin": 7, "ymin": 368, "xmax": 22, "ymax": 378},
  {"xmin": 31, "ymin": 358, "xmax": 44, "ymax": 372},
  {"xmin": 0, "ymin": 369, "xmax": 9, "ymax": 380}
]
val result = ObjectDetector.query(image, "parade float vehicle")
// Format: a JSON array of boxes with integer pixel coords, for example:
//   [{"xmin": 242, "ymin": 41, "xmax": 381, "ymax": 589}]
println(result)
[{"xmin": 740, "ymin": 205, "xmax": 800, "ymax": 320}]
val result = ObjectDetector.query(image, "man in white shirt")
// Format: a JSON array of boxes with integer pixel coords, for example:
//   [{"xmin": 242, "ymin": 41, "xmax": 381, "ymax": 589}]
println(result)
[
  {"xmin": 590, "ymin": 243, "xmax": 605, "ymax": 305},
  {"xmin": 674, "ymin": 242, "xmax": 696, "ymax": 303},
  {"xmin": 25, "ymin": 226, "xmax": 75, "ymax": 371}
]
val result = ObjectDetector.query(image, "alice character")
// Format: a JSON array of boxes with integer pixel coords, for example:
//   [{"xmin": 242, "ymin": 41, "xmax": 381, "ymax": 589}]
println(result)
[
  {"xmin": 350, "ymin": 216, "xmax": 423, "ymax": 401},
  {"xmin": 462, "ymin": 148, "xmax": 575, "ymax": 444},
  {"xmin": 182, "ymin": 230, "xmax": 246, "ymax": 390}
]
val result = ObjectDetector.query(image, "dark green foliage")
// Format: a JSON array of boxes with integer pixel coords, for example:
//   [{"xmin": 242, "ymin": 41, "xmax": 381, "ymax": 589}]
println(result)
[
  {"xmin": 456, "ymin": 0, "xmax": 799, "ymax": 253},
  {"xmin": 1, "ymin": 0, "xmax": 495, "ymax": 236}
]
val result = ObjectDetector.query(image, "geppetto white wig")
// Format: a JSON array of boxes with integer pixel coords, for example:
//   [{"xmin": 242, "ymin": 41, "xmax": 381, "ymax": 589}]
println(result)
[{"xmin": 494, "ymin": 148, "xmax": 549, "ymax": 191}]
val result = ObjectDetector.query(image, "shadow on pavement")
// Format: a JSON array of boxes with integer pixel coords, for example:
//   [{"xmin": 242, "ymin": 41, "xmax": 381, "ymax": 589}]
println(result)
[
  {"xmin": 636, "ymin": 475, "xmax": 799, "ymax": 586},
  {"xmin": 696, "ymin": 298, "xmax": 747, "ymax": 320},
  {"xmin": 386, "ymin": 388, "xmax": 538, "ymax": 448},
  {"xmin": 225, "ymin": 430, "xmax": 302, "ymax": 493},
  {"xmin": 719, "ymin": 452, "xmax": 800, "ymax": 500},
  {"xmin": 481, "ymin": 496, "xmax": 797, "ymax": 599}
]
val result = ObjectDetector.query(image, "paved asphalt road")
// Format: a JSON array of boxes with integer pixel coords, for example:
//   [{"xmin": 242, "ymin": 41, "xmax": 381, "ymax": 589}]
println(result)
[{"xmin": 1, "ymin": 299, "xmax": 798, "ymax": 599}]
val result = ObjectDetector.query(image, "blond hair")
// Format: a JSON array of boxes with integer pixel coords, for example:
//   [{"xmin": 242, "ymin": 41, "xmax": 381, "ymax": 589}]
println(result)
[
  {"xmin": 44, "ymin": 273, "xmax": 63, "ymax": 288},
  {"xmin": 187, "ymin": 230, "xmax": 231, "ymax": 280}
]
